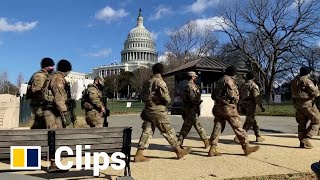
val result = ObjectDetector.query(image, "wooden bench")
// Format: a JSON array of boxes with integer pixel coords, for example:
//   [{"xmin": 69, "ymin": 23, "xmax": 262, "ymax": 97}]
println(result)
[{"xmin": 0, "ymin": 127, "xmax": 132, "ymax": 179}]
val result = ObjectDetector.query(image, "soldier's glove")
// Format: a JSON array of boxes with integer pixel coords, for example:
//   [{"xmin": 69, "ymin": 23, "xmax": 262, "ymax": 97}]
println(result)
[
  {"xmin": 261, "ymin": 106, "xmax": 266, "ymax": 112},
  {"xmin": 61, "ymin": 111, "xmax": 72, "ymax": 127}
]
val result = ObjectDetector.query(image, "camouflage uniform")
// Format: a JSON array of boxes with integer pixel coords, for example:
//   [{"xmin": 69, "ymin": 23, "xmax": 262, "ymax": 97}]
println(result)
[
  {"xmin": 43, "ymin": 71, "xmax": 68, "ymax": 129},
  {"xmin": 178, "ymin": 80, "xmax": 208, "ymax": 145},
  {"xmin": 29, "ymin": 70, "xmax": 50, "ymax": 129},
  {"xmin": 137, "ymin": 74, "xmax": 180, "ymax": 150},
  {"xmin": 239, "ymin": 80, "xmax": 265, "ymax": 140},
  {"xmin": 84, "ymin": 84, "xmax": 104, "ymax": 127},
  {"xmin": 291, "ymin": 75, "xmax": 320, "ymax": 148},
  {"xmin": 209, "ymin": 75, "xmax": 259, "ymax": 156}
]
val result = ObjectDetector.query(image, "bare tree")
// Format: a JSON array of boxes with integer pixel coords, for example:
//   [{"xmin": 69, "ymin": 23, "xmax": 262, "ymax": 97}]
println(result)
[
  {"xmin": 130, "ymin": 67, "xmax": 152, "ymax": 98},
  {"xmin": 218, "ymin": 0, "xmax": 320, "ymax": 102},
  {"xmin": 0, "ymin": 72, "xmax": 9, "ymax": 94},
  {"xmin": 17, "ymin": 73, "xmax": 24, "ymax": 89},
  {"xmin": 165, "ymin": 21, "xmax": 219, "ymax": 61}
]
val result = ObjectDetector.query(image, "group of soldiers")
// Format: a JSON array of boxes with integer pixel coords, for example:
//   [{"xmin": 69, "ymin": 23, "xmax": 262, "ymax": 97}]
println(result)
[
  {"xmin": 28, "ymin": 57, "xmax": 320, "ymax": 164},
  {"xmin": 27, "ymin": 57, "xmax": 107, "ymax": 130},
  {"xmin": 134, "ymin": 63, "xmax": 320, "ymax": 162},
  {"xmin": 27, "ymin": 57, "xmax": 108, "ymax": 170},
  {"xmin": 133, "ymin": 64, "xmax": 262, "ymax": 162}
]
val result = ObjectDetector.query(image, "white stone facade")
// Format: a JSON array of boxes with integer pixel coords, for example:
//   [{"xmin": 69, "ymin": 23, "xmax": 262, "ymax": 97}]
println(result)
[{"xmin": 65, "ymin": 71, "xmax": 88, "ymax": 85}]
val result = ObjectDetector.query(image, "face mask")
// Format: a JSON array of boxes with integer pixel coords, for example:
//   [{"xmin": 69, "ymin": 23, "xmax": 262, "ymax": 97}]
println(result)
[
  {"xmin": 47, "ymin": 69, "xmax": 54, "ymax": 74},
  {"xmin": 98, "ymin": 84, "xmax": 104, "ymax": 90}
]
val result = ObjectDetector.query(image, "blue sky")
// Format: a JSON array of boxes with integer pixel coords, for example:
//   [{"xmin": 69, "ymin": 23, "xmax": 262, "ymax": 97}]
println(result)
[{"xmin": 0, "ymin": 0, "xmax": 231, "ymax": 83}]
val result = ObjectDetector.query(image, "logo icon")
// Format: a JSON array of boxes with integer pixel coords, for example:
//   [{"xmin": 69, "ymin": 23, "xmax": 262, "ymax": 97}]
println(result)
[{"xmin": 10, "ymin": 146, "xmax": 41, "ymax": 170}]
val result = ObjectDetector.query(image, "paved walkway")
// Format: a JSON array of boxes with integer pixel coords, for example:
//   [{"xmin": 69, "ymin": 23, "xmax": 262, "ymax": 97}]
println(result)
[{"xmin": 0, "ymin": 115, "xmax": 318, "ymax": 179}]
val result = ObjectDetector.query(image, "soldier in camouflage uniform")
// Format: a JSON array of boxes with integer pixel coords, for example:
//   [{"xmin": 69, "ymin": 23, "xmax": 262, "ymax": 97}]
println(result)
[
  {"xmin": 208, "ymin": 66, "xmax": 260, "ymax": 157},
  {"xmin": 236, "ymin": 72, "xmax": 266, "ymax": 142},
  {"xmin": 42, "ymin": 59, "xmax": 72, "ymax": 171},
  {"xmin": 178, "ymin": 71, "xmax": 210, "ymax": 149},
  {"xmin": 43, "ymin": 59, "xmax": 72, "ymax": 130},
  {"xmin": 134, "ymin": 63, "xmax": 192, "ymax": 162},
  {"xmin": 27, "ymin": 58, "xmax": 55, "ymax": 129},
  {"xmin": 291, "ymin": 67, "xmax": 320, "ymax": 148},
  {"xmin": 83, "ymin": 76, "xmax": 106, "ymax": 127}
]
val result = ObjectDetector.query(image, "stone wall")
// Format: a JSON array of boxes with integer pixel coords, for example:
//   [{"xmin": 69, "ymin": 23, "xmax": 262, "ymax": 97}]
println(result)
[{"xmin": 0, "ymin": 94, "xmax": 20, "ymax": 129}]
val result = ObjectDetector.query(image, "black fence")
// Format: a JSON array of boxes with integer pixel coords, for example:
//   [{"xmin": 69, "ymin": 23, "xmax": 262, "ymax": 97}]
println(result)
[{"xmin": 19, "ymin": 95, "xmax": 32, "ymax": 124}]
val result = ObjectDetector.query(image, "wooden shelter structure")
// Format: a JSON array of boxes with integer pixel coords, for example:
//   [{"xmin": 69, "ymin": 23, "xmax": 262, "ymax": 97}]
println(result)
[{"xmin": 163, "ymin": 57, "xmax": 248, "ymax": 115}]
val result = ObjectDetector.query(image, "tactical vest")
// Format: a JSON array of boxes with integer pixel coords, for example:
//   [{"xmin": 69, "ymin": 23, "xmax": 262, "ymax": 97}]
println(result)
[
  {"xmin": 212, "ymin": 78, "xmax": 227, "ymax": 101},
  {"xmin": 240, "ymin": 82, "xmax": 251, "ymax": 101},
  {"xmin": 42, "ymin": 75, "xmax": 54, "ymax": 103},
  {"xmin": 291, "ymin": 77, "xmax": 310, "ymax": 99}
]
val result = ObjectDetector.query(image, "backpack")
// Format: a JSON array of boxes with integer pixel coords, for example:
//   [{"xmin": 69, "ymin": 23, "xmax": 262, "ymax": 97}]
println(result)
[
  {"xmin": 25, "ymin": 76, "xmax": 34, "ymax": 100},
  {"xmin": 291, "ymin": 78, "xmax": 299, "ymax": 98},
  {"xmin": 25, "ymin": 71, "xmax": 51, "ymax": 101}
]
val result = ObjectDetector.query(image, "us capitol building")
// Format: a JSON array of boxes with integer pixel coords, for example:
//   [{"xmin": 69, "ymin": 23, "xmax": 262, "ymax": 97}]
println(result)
[{"xmin": 91, "ymin": 9, "xmax": 158, "ymax": 78}]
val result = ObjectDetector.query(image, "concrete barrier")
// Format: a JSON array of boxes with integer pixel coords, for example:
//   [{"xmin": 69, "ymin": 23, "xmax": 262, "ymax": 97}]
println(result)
[{"xmin": 0, "ymin": 94, "xmax": 20, "ymax": 129}]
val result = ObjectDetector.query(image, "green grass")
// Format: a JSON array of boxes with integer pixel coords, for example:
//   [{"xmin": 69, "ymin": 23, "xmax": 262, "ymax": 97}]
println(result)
[
  {"xmin": 257, "ymin": 103, "xmax": 295, "ymax": 117},
  {"xmin": 73, "ymin": 100, "xmax": 296, "ymax": 117},
  {"xmin": 74, "ymin": 100, "xmax": 145, "ymax": 116}
]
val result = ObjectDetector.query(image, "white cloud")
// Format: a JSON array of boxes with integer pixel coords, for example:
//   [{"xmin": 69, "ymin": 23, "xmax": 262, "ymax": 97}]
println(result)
[
  {"xmin": 191, "ymin": 16, "xmax": 227, "ymax": 32},
  {"xmin": 158, "ymin": 51, "xmax": 172, "ymax": 63},
  {"xmin": 317, "ymin": 41, "xmax": 320, "ymax": 47},
  {"xmin": 95, "ymin": 6, "xmax": 129, "ymax": 22},
  {"xmin": 0, "ymin": 18, "xmax": 37, "ymax": 32},
  {"xmin": 158, "ymin": 55, "xmax": 167, "ymax": 62},
  {"xmin": 175, "ymin": 16, "xmax": 227, "ymax": 35},
  {"xmin": 149, "ymin": 5, "xmax": 171, "ymax": 20},
  {"xmin": 85, "ymin": 48, "xmax": 112, "ymax": 58},
  {"xmin": 185, "ymin": 0, "xmax": 221, "ymax": 13},
  {"xmin": 290, "ymin": 0, "xmax": 312, "ymax": 9},
  {"xmin": 150, "ymin": 31, "xmax": 159, "ymax": 40}
]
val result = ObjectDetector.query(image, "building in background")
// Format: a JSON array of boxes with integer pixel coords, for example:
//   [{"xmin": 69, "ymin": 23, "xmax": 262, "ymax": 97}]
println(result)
[
  {"xmin": 65, "ymin": 71, "xmax": 90, "ymax": 85},
  {"xmin": 92, "ymin": 9, "xmax": 158, "ymax": 78}
]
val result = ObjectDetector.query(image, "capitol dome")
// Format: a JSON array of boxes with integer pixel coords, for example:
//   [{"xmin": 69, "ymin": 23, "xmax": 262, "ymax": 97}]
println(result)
[{"xmin": 121, "ymin": 9, "xmax": 158, "ymax": 65}]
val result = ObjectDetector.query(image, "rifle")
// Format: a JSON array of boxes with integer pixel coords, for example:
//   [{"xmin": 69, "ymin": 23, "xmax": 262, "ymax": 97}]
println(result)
[
  {"xmin": 102, "ymin": 96, "xmax": 110, "ymax": 127},
  {"xmin": 193, "ymin": 100, "xmax": 203, "ymax": 116},
  {"xmin": 65, "ymin": 82, "xmax": 77, "ymax": 127}
]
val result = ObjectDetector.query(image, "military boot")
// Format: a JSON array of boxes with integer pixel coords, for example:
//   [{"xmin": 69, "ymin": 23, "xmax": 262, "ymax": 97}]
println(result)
[
  {"xmin": 134, "ymin": 149, "xmax": 150, "ymax": 162},
  {"xmin": 174, "ymin": 146, "xmax": 192, "ymax": 159},
  {"xmin": 208, "ymin": 146, "xmax": 222, "ymax": 157},
  {"xmin": 256, "ymin": 136, "xmax": 265, "ymax": 142},
  {"xmin": 243, "ymin": 145, "xmax": 260, "ymax": 156},
  {"xmin": 300, "ymin": 139, "xmax": 313, "ymax": 149},
  {"xmin": 203, "ymin": 139, "xmax": 210, "ymax": 149}
]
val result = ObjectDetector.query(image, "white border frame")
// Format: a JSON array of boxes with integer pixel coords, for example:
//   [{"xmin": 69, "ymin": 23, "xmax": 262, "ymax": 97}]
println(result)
[{"xmin": 10, "ymin": 146, "xmax": 41, "ymax": 170}]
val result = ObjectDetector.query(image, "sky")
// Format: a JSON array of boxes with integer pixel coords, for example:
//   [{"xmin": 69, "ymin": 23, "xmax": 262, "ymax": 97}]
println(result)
[{"xmin": 0, "ymin": 0, "xmax": 232, "ymax": 84}]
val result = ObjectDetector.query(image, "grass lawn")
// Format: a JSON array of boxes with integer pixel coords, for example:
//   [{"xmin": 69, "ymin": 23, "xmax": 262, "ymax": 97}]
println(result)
[
  {"xmin": 73, "ymin": 100, "xmax": 296, "ymax": 117},
  {"xmin": 74, "ymin": 100, "xmax": 145, "ymax": 116},
  {"xmin": 257, "ymin": 103, "xmax": 295, "ymax": 117}
]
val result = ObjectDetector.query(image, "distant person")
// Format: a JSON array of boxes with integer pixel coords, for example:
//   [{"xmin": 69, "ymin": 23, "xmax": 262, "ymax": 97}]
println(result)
[
  {"xmin": 178, "ymin": 71, "xmax": 209, "ymax": 149},
  {"xmin": 291, "ymin": 67, "xmax": 320, "ymax": 148},
  {"xmin": 26, "ymin": 57, "xmax": 55, "ymax": 129},
  {"xmin": 209, "ymin": 66, "xmax": 260, "ymax": 157},
  {"xmin": 134, "ymin": 63, "xmax": 191, "ymax": 162},
  {"xmin": 81, "ymin": 76, "xmax": 106, "ymax": 127},
  {"xmin": 235, "ymin": 71, "xmax": 266, "ymax": 143}
]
